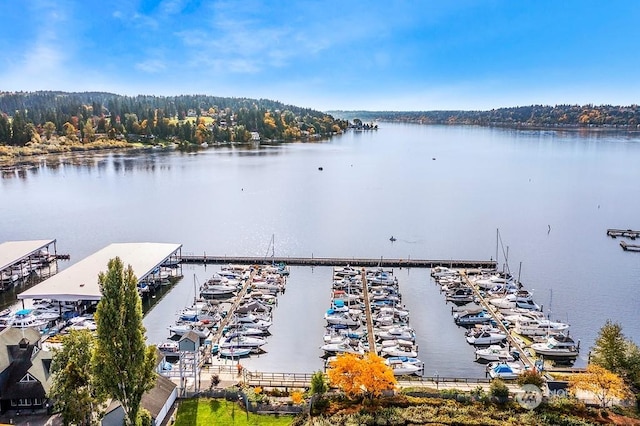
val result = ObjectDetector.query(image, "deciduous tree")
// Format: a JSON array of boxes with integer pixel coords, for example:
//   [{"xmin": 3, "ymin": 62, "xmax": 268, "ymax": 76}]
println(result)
[
  {"xmin": 50, "ymin": 329, "xmax": 105, "ymax": 425},
  {"xmin": 91, "ymin": 257, "xmax": 157, "ymax": 426},
  {"xmin": 43, "ymin": 121, "xmax": 56, "ymax": 140},
  {"xmin": 569, "ymin": 364, "xmax": 631, "ymax": 408},
  {"xmin": 327, "ymin": 352, "xmax": 396, "ymax": 400}
]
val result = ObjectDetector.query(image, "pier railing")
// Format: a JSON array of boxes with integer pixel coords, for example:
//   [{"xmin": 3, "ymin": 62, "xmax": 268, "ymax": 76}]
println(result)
[
  {"xmin": 179, "ymin": 255, "xmax": 496, "ymax": 269},
  {"xmin": 242, "ymin": 370, "xmax": 493, "ymax": 389}
]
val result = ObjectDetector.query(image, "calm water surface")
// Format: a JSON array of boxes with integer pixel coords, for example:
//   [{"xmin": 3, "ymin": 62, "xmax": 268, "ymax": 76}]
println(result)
[{"xmin": 2, "ymin": 123, "xmax": 640, "ymax": 377}]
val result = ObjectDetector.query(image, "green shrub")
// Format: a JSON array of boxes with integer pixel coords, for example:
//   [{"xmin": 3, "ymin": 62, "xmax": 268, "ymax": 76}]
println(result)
[
  {"xmin": 516, "ymin": 370, "xmax": 545, "ymax": 388},
  {"xmin": 490, "ymin": 379, "xmax": 510, "ymax": 398}
]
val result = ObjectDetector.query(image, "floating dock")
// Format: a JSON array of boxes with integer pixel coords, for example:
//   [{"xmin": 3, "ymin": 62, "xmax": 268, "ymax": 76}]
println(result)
[
  {"xmin": 180, "ymin": 255, "xmax": 496, "ymax": 269},
  {"xmin": 620, "ymin": 241, "xmax": 640, "ymax": 252},
  {"xmin": 607, "ymin": 228, "xmax": 640, "ymax": 239}
]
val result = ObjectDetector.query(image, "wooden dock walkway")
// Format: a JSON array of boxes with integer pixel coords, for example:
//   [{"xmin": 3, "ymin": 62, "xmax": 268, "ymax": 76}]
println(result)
[
  {"xmin": 180, "ymin": 255, "xmax": 496, "ymax": 269},
  {"xmin": 460, "ymin": 272, "xmax": 537, "ymax": 371},
  {"xmin": 620, "ymin": 241, "xmax": 640, "ymax": 252},
  {"xmin": 207, "ymin": 268, "xmax": 256, "ymax": 353},
  {"xmin": 607, "ymin": 228, "xmax": 640, "ymax": 239},
  {"xmin": 360, "ymin": 270, "xmax": 377, "ymax": 354}
]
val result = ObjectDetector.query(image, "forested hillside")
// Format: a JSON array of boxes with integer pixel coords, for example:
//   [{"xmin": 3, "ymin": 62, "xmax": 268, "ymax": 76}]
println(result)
[
  {"xmin": 0, "ymin": 91, "xmax": 347, "ymax": 146},
  {"xmin": 330, "ymin": 104, "xmax": 640, "ymax": 128}
]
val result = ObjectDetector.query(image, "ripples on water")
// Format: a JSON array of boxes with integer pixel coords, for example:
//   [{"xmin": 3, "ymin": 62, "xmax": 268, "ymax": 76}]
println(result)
[{"xmin": 2, "ymin": 123, "xmax": 640, "ymax": 376}]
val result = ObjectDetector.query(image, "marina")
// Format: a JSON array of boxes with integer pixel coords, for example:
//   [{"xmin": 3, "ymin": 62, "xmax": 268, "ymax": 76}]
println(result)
[
  {"xmin": 432, "ymin": 266, "xmax": 580, "ymax": 380},
  {"xmin": 2, "ymin": 122, "xmax": 640, "ymax": 395},
  {"xmin": 0, "ymin": 239, "xmax": 62, "ymax": 291}
]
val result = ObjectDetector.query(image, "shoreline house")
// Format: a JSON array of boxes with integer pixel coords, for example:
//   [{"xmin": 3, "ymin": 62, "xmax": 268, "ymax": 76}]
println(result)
[
  {"xmin": 0, "ymin": 327, "xmax": 52, "ymax": 413},
  {"xmin": 102, "ymin": 349, "xmax": 178, "ymax": 426}
]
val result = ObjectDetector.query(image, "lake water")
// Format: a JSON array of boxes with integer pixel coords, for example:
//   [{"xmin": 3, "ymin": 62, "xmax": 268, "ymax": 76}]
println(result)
[{"xmin": 2, "ymin": 123, "xmax": 640, "ymax": 378}]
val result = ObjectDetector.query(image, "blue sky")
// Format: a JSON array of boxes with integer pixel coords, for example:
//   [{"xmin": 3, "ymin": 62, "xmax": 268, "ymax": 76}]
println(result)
[{"xmin": 1, "ymin": 0, "xmax": 639, "ymax": 111}]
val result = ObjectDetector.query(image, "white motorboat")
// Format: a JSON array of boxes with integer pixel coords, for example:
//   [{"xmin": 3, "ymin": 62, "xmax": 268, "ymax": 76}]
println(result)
[
  {"xmin": 385, "ymin": 358, "xmax": 422, "ymax": 376},
  {"xmin": 530, "ymin": 334, "xmax": 580, "ymax": 360},
  {"xmin": 6, "ymin": 309, "xmax": 51, "ymax": 331},
  {"xmin": 489, "ymin": 290, "xmax": 540, "ymax": 311},
  {"xmin": 466, "ymin": 328, "xmax": 507, "ymax": 346},
  {"xmin": 514, "ymin": 317, "xmax": 570, "ymax": 337},
  {"xmin": 169, "ymin": 322, "xmax": 210, "ymax": 338},
  {"xmin": 377, "ymin": 326, "xmax": 415, "ymax": 341},
  {"xmin": 235, "ymin": 314, "xmax": 272, "ymax": 330},
  {"xmin": 320, "ymin": 341, "xmax": 365, "ymax": 355},
  {"xmin": 471, "ymin": 274, "xmax": 515, "ymax": 290},
  {"xmin": 200, "ymin": 284, "xmax": 237, "ymax": 298},
  {"xmin": 333, "ymin": 266, "xmax": 360, "ymax": 277},
  {"xmin": 381, "ymin": 345, "xmax": 418, "ymax": 358},
  {"xmin": 368, "ymin": 270, "xmax": 397, "ymax": 285},
  {"xmin": 475, "ymin": 345, "xmax": 515, "ymax": 362},
  {"xmin": 219, "ymin": 333, "xmax": 267, "ymax": 348},
  {"xmin": 487, "ymin": 361, "xmax": 524, "ymax": 380},
  {"xmin": 324, "ymin": 309, "xmax": 360, "ymax": 326},
  {"xmin": 454, "ymin": 309, "xmax": 493, "ymax": 327},
  {"xmin": 501, "ymin": 309, "xmax": 547, "ymax": 325},
  {"xmin": 379, "ymin": 338, "xmax": 414, "ymax": 348},
  {"xmin": 225, "ymin": 324, "xmax": 268, "ymax": 336},
  {"xmin": 219, "ymin": 347, "xmax": 252, "ymax": 358},
  {"xmin": 66, "ymin": 317, "xmax": 97, "ymax": 331},
  {"xmin": 385, "ymin": 356, "xmax": 423, "ymax": 368},
  {"xmin": 1, "ymin": 270, "xmax": 18, "ymax": 284},
  {"xmin": 158, "ymin": 341, "xmax": 179, "ymax": 354}
]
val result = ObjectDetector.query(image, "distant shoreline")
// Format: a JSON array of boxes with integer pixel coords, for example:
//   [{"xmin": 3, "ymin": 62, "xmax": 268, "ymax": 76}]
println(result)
[{"xmin": 3, "ymin": 122, "xmax": 640, "ymax": 172}]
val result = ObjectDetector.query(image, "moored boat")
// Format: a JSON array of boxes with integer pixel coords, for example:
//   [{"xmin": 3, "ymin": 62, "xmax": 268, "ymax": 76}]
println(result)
[
  {"xmin": 475, "ymin": 344, "xmax": 515, "ymax": 362},
  {"xmin": 529, "ymin": 334, "xmax": 580, "ymax": 361},
  {"xmin": 486, "ymin": 361, "xmax": 524, "ymax": 379}
]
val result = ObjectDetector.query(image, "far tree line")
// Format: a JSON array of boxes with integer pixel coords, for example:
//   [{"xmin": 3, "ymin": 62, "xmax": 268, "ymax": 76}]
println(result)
[
  {"xmin": 0, "ymin": 91, "xmax": 348, "ymax": 146},
  {"xmin": 330, "ymin": 104, "xmax": 640, "ymax": 128}
]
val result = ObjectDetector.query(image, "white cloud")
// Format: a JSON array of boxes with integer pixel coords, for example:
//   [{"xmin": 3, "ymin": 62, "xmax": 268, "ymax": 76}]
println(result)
[
  {"xmin": 160, "ymin": 0, "xmax": 186, "ymax": 15},
  {"xmin": 135, "ymin": 59, "xmax": 167, "ymax": 73}
]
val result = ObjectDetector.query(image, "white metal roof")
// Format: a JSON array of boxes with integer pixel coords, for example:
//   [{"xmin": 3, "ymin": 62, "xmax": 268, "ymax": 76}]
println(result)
[
  {"xmin": 0, "ymin": 239, "xmax": 56, "ymax": 271},
  {"xmin": 18, "ymin": 242, "xmax": 182, "ymax": 302}
]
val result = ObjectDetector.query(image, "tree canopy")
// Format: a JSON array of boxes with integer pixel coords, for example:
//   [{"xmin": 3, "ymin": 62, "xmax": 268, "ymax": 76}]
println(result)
[
  {"xmin": 590, "ymin": 320, "xmax": 640, "ymax": 395},
  {"xmin": 329, "ymin": 104, "xmax": 640, "ymax": 128},
  {"xmin": 50, "ymin": 329, "xmax": 105, "ymax": 425},
  {"xmin": 91, "ymin": 257, "xmax": 157, "ymax": 426},
  {"xmin": 569, "ymin": 364, "xmax": 631, "ymax": 408},
  {"xmin": 0, "ymin": 91, "xmax": 348, "ymax": 145},
  {"xmin": 327, "ymin": 352, "xmax": 396, "ymax": 400}
]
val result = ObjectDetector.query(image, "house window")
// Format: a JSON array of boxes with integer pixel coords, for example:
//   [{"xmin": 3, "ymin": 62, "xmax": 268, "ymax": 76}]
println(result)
[
  {"xmin": 20, "ymin": 373, "xmax": 38, "ymax": 383},
  {"xmin": 18, "ymin": 399, "xmax": 32, "ymax": 406}
]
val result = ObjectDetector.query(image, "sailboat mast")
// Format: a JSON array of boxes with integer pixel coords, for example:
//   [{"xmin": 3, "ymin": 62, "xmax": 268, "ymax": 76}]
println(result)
[{"xmin": 495, "ymin": 228, "xmax": 499, "ymax": 265}]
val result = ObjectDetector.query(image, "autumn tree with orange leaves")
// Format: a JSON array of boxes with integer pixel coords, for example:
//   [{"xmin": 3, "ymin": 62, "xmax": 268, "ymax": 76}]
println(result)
[
  {"xmin": 569, "ymin": 364, "xmax": 631, "ymax": 408},
  {"xmin": 327, "ymin": 352, "xmax": 396, "ymax": 400}
]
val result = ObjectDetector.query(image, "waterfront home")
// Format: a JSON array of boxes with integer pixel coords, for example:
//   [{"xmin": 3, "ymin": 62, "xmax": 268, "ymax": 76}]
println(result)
[{"xmin": 0, "ymin": 327, "xmax": 52, "ymax": 413}]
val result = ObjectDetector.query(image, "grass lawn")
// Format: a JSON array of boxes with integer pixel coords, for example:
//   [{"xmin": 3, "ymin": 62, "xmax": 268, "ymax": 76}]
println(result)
[{"xmin": 174, "ymin": 398, "xmax": 295, "ymax": 426}]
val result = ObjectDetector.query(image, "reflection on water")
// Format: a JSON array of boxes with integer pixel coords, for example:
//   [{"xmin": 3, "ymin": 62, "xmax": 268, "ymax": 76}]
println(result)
[{"xmin": 2, "ymin": 123, "xmax": 640, "ymax": 376}]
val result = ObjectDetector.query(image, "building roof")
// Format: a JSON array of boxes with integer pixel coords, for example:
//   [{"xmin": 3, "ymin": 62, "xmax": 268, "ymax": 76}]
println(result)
[
  {"xmin": 0, "ymin": 239, "xmax": 56, "ymax": 271},
  {"xmin": 0, "ymin": 333, "xmax": 53, "ymax": 401},
  {"xmin": 18, "ymin": 243, "xmax": 182, "ymax": 302},
  {"xmin": 140, "ymin": 375, "xmax": 177, "ymax": 419},
  {"xmin": 0, "ymin": 328, "xmax": 41, "ymax": 373}
]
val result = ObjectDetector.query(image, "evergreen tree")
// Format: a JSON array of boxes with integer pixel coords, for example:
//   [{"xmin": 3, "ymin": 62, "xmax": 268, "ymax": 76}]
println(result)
[
  {"xmin": 10, "ymin": 110, "xmax": 32, "ymax": 145},
  {"xmin": 92, "ymin": 257, "xmax": 157, "ymax": 426},
  {"xmin": 591, "ymin": 320, "xmax": 628, "ymax": 375},
  {"xmin": 0, "ymin": 114, "xmax": 11, "ymax": 143}
]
